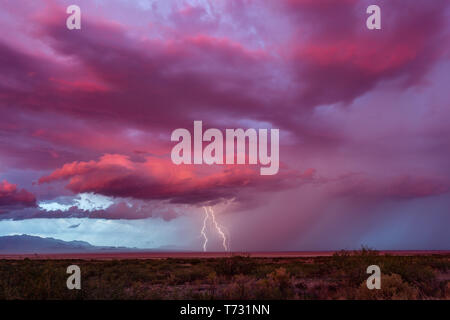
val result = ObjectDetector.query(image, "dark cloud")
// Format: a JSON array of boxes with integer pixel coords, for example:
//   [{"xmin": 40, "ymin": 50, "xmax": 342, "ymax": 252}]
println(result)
[
  {"xmin": 0, "ymin": 180, "xmax": 37, "ymax": 213},
  {"xmin": 68, "ymin": 223, "xmax": 80, "ymax": 229}
]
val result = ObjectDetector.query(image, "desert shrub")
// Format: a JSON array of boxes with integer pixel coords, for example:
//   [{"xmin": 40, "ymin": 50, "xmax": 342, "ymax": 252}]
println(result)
[
  {"xmin": 444, "ymin": 282, "xmax": 450, "ymax": 299},
  {"xmin": 253, "ymin": 264, "xmax": 279, "ymax": 278},
  {"xmin": 222, "ymin": 274, "xmax": 256, "ymax": 299},
  {"xmin": 163, "ymin": 264, "xmax": 209, "ymax": 285},
  {"xmin": 303, "ymin": 281, "xmax": 337, "ymax": 300},
  {"xmin": 382, "ymin": 260, "xmax": 439, "ymax": 297},
  {"xmin": 253, "ymin": 268, "xmax": 296, "ymax": 299},
  {"xmin": 355, "ymin": 273, "xmax": 418, "ymax": 300},
  {"xmin": 282, "ymin": 261, "xmax": 306, "ymax": 277},
  {"xmin": 221, "ymin": 267, "xmax": 295, "ymax": 299},
  {"xmin": 214, "ymin": 256, "xmax": 257, "ymax": 277}
]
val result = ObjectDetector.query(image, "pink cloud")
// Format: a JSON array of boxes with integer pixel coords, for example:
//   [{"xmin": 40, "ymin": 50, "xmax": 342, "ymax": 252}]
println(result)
[
  {"xmin": 38, "ymin": 154, "xmax": 309, "ymax": 205},
  {"xmin": 0, "ymin": 180, "xmax": 36, "ymax": 212},
  {"xmin": 278, "ymin": 0, "xmax": 449, "ymax": 108}
]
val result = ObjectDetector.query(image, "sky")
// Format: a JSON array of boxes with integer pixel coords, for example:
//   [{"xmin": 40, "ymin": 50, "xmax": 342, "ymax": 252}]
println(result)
[{"xmin": 0, "ymin": 0, "xmax": 449, "ymax": 251}]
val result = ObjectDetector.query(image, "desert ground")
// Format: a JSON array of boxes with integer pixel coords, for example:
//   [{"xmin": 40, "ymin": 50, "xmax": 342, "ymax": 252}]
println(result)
[
  {"xmin": 1, "ymin": 250, "xmax": 448, "ymax": 260},
  {"xmin": 0, "ymin": 249, "xmax": 449, "ymax": 300}
]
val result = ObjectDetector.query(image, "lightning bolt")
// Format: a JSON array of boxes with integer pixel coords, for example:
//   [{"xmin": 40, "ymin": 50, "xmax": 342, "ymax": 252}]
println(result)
[
  {"xmin": 208, "ymin": 206, "xmax": 229, "ymax": 252},
  {"xmin": 201, "ymin": 207, "xmax": 210, "ymax": 252},
  {"xmin": 200, "ymin": 206, "xmax": 229, "ymax": 252}
]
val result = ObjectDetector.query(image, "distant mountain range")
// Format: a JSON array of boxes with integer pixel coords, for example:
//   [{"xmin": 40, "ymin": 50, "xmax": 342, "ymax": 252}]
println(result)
[{"xmin": 0, "ymin": 234, "xmax": 137, "ymax": 254}]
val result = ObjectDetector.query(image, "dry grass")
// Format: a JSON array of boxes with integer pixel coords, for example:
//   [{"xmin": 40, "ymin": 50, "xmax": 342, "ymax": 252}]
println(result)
[{"xmin": 0, "ymin": 250, "xmax": 448, "ymax": 300}]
